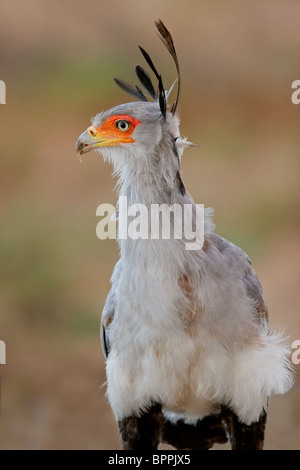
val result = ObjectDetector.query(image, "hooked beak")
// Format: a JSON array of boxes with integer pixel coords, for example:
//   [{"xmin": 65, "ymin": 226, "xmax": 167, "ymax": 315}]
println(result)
[{"xmin": 75, "ymin": 126, "xmax": 118, "ymax": 157}]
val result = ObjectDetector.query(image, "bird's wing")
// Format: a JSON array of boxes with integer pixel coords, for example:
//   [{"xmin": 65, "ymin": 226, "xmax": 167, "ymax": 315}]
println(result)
[
  {"xmin": 100, "ymin": 259, "xmax": 122, "ymax": 358},
  {"xmin": 243, "ymin": 262, "xmax": 269, "ymax": 326},
  {"xmin": 211, "ymin": 234, "xmax": 269, "ymax": 327}
]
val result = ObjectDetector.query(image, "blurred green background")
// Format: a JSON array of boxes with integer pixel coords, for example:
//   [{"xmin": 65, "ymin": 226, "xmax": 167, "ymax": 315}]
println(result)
[{"xmin": 0, "ymin": 0, "xmax": 299, "ymax": 449}]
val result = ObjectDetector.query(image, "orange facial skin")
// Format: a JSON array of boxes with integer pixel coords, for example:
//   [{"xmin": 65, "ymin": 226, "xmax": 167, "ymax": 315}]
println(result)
[{"xmin": 88, "ymin": 115, "xmax": 142, "ymax": 146}]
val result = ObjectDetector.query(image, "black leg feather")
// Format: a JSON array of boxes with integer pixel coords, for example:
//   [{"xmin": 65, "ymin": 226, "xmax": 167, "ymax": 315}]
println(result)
[
  {"xmin": 118, "ymin": 405, "xmax": 267, "ymax": 450},
  {"xmin": 118, "ymin": 404, "xmax": 163, "ymax": 450},
  {"xmin": 221, "ymin": 406, "xmax": 267, "ymax": 450}
]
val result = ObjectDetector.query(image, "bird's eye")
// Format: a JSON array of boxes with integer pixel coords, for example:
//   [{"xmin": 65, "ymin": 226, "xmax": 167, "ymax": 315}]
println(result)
[{"xmin": 115, "ymin": 120, "xmax": 131, "ymax": 132}]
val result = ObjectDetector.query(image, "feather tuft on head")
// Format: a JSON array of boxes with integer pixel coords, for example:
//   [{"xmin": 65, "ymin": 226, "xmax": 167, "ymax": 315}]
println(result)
[{"xmin": 114, "ymin": 20, "xmax": 180, "ymax": 119}]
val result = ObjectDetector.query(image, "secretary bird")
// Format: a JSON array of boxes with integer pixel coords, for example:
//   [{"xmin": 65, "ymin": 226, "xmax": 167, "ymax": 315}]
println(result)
[{"xmin": 76, "ymin": 20, "xmax": 294, "ymax": 450}]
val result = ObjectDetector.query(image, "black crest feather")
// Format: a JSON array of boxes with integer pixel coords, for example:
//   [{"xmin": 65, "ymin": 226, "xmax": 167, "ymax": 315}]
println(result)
[
  {"xmin": 135, "ymin": 65, "xmax": 156, "ymax": 100},
  {"xmin": 158, "ymin": 75, "xmax": 166, "ymax": 118},
  {"xmin": 155, "ymin": 19, "xmax": 180, "ymax": 115},
  {"xmin": 138, "ymin": 46, "xmax": 160, "ymax": 80},
  {"xmin": 134, "ymin": 84, "xmax": 148, "ymax": 102},
  {"xmin": 114, "ymin": 77, "xmax": 148, "ymax": 102},
  {"xmin": 138, "ymin": 46, "xmax": 166, "ymax": 117},
  {"xmin": 113, "ymin": 21, "xmax": 179, "ymax": 119}
]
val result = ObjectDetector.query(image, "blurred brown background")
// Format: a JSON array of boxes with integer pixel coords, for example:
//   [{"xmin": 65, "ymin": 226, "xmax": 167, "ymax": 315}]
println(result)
[{"xmin": 0, "ymin": 0, "xmax": 299, "ymax": 450}]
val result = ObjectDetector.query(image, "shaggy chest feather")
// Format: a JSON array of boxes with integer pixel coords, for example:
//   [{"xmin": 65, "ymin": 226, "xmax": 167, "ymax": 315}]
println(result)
[{"xmin": 105, "ymin": 235, "xmax": 293, "ymax": 425}]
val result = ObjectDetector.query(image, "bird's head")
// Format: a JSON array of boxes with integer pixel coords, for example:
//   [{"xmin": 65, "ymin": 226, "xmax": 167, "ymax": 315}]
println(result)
[
  {"xmin": 76, "ymin": 21, "xmax": 193, "ymax": 182},
  {"xmin": 76, "ymin": 101, "xmax": 166, "ymax": 164}
]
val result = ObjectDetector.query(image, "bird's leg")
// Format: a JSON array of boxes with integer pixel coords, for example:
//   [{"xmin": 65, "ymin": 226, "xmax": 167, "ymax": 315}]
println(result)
[
  {"xmin": 221, "ymin": 406, "xmax": 267, "ymax": 450},
  {"xmin": 118, "ymin": 403, "xmax": 163, "ymax": 450},
  {"xmin": 162, "ymin": 415, "xmax": 228, "ymax": 450}
]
